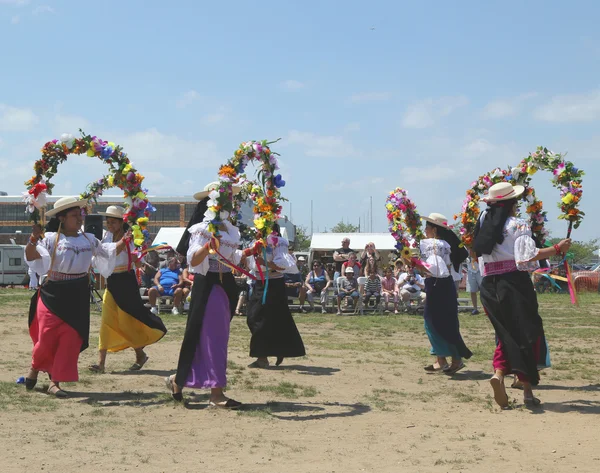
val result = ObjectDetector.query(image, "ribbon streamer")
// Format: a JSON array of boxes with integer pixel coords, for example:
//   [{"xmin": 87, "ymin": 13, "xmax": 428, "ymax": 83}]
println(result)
[{"xmin": 261, "ymin": 246, "xmax": 269, "ymax": 305}]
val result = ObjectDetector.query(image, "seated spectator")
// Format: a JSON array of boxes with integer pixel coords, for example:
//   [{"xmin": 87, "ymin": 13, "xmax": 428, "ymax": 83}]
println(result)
[
  {"xmin": 333, "ymin": 237, "xmax": 354, "ymax": 274},
  {"xmin": 363, "ymin": 268, "xmax": 382, "ymax": 308},
  {"xmin": 296, "ymin": 255, "xmax": 309, "ymax": 280},
  {"xmin": 337, "ymin": 267, "xmax": 359, "ymax": 315},
  {"xmin": 159, "ymin": 248, "xmax": 177, "ymax": 269},
  {"xmin": 393, "ymin": 259, "xmax": 404, "ymax": 280},
  {"xmin": 148, "ymin": 257, "xmax": 189, "ymax": 315},
  {"xmin": 285, "ymin": 270, "xmax": 307, "ymax": 312},
  {"xmin": 381, "ymin": 267, "xmax": 399, "ymax": 314},
  {"xmin": 139, "ymin": 250, "xmax": 159, "ymax": 291},
  {"xmin": 303, "ymin": 260, "xmax": 331, "ymax": 314},
  {"xmin": 360, "ymin": 242, "xmax": 382, "ymax": 276},
  {"xmin": 234, "ymin": 271, "xmax": 249, "ymax": 316},
  {"xmin": 340, "ymin": 252, "xmax": 361, "ymax": 278},
  {"xmin": 397, "ymin": 266, "xmax": 426, "ymax": 306}
]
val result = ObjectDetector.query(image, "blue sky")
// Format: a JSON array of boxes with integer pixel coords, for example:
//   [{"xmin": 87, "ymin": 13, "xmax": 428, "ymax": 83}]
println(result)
[{"xmin": 1, "ymin": 0, "xmax": 599, "ymax": 241}]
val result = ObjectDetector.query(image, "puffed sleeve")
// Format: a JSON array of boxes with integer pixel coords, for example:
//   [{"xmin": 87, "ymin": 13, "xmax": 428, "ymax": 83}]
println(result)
[
  {"xmin": 187, "ymin": 223, "xmax": 211, "ymax": 275},
  {"xmin": 25, "ymin": 233, "xmax": 54, "ymax": 276},
  {"xmin": 419, "ymin": 239, "xmax": 450, "ymax": 278},
  {"xmin": 91, "ymin": 235, "xmax": 118, "ymax": 278},
  {"xmin": 272, "ymin": 237, "xmax": 299, "ymax": 274},
  {"xmin": 515, "ymin": 235, "xmax": 540, "ymax": 271}
]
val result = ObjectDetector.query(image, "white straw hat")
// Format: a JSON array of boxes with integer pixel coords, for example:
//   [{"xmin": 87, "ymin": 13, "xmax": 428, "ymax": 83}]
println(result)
[
  {"xmin": 344, "ymin": 267, "xmax": 354, "ymax": 273},
  {"xmin": 45, "ymin": 196, "xmax": 88, "ymax": 217},
  {"xmin": 193, "ymin": 181, "xmax": 242, "ymax": 201},
  {"xmin": 98, "ymin": 205, "xmax": 126, "ymax": 219},
  {"xmin": 483, "ymin": 182, "xmax": 525, "ymax": 203},
  {"xmin": 421, "ymin": 212, "xmax": 451, "ymax": 229}
]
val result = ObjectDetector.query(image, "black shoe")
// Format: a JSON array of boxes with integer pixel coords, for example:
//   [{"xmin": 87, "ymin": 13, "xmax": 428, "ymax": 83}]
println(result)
[
  {"xmin": 165, "ymin": 376, "xmax": 183, "ymax": 402},
  {"xmin": 25, "ymin": 377, "xmax": 37, "ymax": 391},
  {"xmin": 276, "ymin": 356, "xmax": 284, "ymax": 366}
]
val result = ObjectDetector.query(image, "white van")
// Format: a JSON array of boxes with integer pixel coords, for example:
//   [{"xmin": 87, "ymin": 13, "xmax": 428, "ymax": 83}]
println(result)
[{"xmin": 0, "ymin": 244, "xmax": 28, "ymax": 285}]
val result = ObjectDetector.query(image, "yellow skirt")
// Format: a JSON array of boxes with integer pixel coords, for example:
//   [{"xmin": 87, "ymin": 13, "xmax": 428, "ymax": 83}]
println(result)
[{"xmin": 99, "ymin": 289, "xmax": 165, "ymax": 352}]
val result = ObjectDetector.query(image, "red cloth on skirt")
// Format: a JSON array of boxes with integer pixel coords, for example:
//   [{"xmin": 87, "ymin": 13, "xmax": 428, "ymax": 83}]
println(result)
[
  {"xmin": 29, "ymin": 295, "xmax": 83, "ymax": 382},
  {"xmin": 492, "ymin": 338, "xmax": 541, "ymax": 383}
]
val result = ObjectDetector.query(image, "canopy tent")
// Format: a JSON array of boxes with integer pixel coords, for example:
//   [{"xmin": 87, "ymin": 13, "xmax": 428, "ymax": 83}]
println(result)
[
  {"xmin": 152, "ymin": 227, "xmax": 186, "ymax": 249},
  {"xmin": 310, "ymin": 233, "xmax": 398, "ymax": 251}
]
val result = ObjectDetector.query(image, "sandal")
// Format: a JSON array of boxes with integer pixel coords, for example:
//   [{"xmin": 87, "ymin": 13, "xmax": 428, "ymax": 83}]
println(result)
[
  {"xmin": 247, "ymin": 360, "xmax": 269, "ymax": 369},
  {"xmin": 524, "ymin": 396, "xmax": 541, "ymax": 407},
  {"xmin": 511, "ymin": 378, "xmax": 524, "ymax": 390},
  {"xmin": 208, "ymin": 398, "xmax": 242, "ymax": 409},
  {"xmin": 164, "ymin": 376, "xmax": 183, "ymax": 402},
  {"xmin": 47, "ymin": 384, "xmax": 68, "ymax": 399},
  {"xmin": 490, "ymin": 375, "xmax": 509, "ymax": 408},
  {"xmin": 444, "ymin": 362, "xmax": 465, "ymax": 375},
  {"xmin": 88, "ymin": 364, "xmax": 105, "ymax": 374},
  {"xmin": 424, "ymin": 363, "xmax": 447, "ymax": 372},
  {"xmin": 129, "ymin": 355, "xmax": 149, "ymax": 371},
  {"xmin": 25, "ymin": 377, "xmax": 37, "ymax": 391}
]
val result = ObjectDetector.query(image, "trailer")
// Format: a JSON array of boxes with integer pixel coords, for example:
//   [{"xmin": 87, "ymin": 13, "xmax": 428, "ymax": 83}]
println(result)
[{"xmin": 0, "ymin": 243, "xmax": 28, "ymax": 286}]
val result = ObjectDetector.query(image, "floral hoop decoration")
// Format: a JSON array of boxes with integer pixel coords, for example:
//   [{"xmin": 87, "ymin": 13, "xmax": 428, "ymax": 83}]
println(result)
[
  {"xmin": 23, "ymin": 130, "xmax": 155, "ymax": 248},
  {"xmin": 206, "ymin": 139, "xmax": 285, "ymax": 245},
  {"xmin": 385, "ymin": 188, "xmax": 424, "ymax": 259}
]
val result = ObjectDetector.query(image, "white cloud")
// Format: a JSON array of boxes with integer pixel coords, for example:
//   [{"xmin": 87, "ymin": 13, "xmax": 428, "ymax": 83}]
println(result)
[
  {"xmin": 10, "ymin": 15, "xmax": 19, "ymax": 23},
  {"xmin": 0, "ymin": 0, "xmax": 30, "ymax": 5},
  {"xmin": 482, "ymin": 93, "xmax": 537, "ymax": 119},
  {"xmin": 534, "ymin": 89, "xmax": 600, "ymax": 123},
  {"xmin": 54, "ymin": 114, "xmax": 91, "ymax": 135},
  {"xmin": 286, "ymin": 130, "xmax": 359, "ymax": 158},
  {"xmin": 280, "ymin": 80, "xmax": 305, "ymax": 90},
  {"xmin": 32, "ymin": 5, "xmax": 53, "ymax": 14},
  {"xmin": 329, "ymin": 176, "xmax": 383, "ymax": 192},
  {"xmin": 401, "ymin": 96, "xmax": 469, "ymax": 129},
  {"xmin": 0, "ymin": 104, "xmax": 39, "ymax": 131},
  {"xmin": 200, "ymin": 106, "xmax": 227, "ymax": 125},
  {"xmin": 176, "ymin": 90, "xmax": 201, "ymax": 109},
  {"xmin": 348, "ymin": 92, "xmax": 390, "ymax": 104},
  {"xmin": 401, "ymin": 164, "xmax": 458, "ymax": 183},
  {"xmin": 344, "ymin": 122, "xmax": 361, "ymax": 133}
]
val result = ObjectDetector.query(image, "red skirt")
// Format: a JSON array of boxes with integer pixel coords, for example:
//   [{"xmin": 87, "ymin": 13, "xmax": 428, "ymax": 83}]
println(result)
[{"xmin": 29, "ymin": 295, "xmax": 83, "ymax": 382}]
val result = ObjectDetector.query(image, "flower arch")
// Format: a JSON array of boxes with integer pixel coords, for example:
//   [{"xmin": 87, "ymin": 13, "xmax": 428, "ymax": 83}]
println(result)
[
  {"xmin": 455, "ymin": 147, "xmax": 584, "ymax": 248},
  {"xmin": 205, "ymin": 139, "xmax": 285, "ymax": 244},
  {"xmin": 23, "ymin": 130, "xmax": 155, "ymax": 248}
]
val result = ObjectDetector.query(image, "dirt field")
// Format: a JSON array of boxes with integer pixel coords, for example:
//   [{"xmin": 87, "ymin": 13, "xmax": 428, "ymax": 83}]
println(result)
[{"xmin": 1, "ymin": 288, "xmax": 599, "ymax": 473}]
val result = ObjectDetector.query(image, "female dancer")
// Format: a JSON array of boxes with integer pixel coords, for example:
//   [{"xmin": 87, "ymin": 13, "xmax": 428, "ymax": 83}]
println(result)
[
  {"xmin": 24, "ymin": 197, "xmax": 129, "ymax": 397},
  {"xmin": 474, "ymin": 182, "xmax": 571, "ymax": 407},
  {"xmin": 89, "ymin": 205, "xmax": 167, "ymax": 373},
  {"xmin": 246, "ymin": 223, "xmax": 306, "ymax": 368},
  {"xmin": 165, "ymin": 183, "xmax": 243, "ymax": 408},
  {"xmin": 420, "ymin": 213, "xmax": 471, "ymax": 375}
]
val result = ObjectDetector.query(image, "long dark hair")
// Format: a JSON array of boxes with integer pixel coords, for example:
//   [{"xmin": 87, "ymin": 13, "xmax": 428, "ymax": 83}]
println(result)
[
  {"xmin": 45, "ymin": 209, "xmax": 70, "ymax": 233},
  {"xmin": 176, "ymin": 198, "xmax": 208, "ymax": 256},
  {"xmin": 427, "ymin": 222, "xmax": 468, "ymax": 272},
  {"xmin": 473, "ymin": 199, "xmax": 516, "ymax": 256}
]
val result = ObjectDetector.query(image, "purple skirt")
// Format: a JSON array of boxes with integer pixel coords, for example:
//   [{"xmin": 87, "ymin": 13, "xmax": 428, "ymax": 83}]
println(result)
[{"xmin": 184, "ymin": 285, "xmax": 230, "ymax": 389}]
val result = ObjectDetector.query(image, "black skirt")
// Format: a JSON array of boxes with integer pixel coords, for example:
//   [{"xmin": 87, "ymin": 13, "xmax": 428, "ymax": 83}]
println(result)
[
  {"xmin": 424, "ymin": 276, "xmax": 472, "ymax": 360},
  {"xmin": 480, "ymin": 270, "xmax": 545, "ymax": 385},
  {"xmin": 247, "ymin": 277, "xmax": 306, "ymax": 358},
  {"xmin": 29, "ymin": 276, "xmax": 91, "ymax": 352},
  {"xmin": 107, "ymin": 270, "xmax": 168, "ymax": 335},
  {"xmin": 174, "ymin": 271, "xmax": 239, "ymax": 387}
]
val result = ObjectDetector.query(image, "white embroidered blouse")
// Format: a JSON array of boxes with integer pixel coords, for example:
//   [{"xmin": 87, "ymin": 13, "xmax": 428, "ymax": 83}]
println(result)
[
  {"xmin": 246, "ymin": 234, "xmax": 299, "ymax": 279},
  {"xmin": 186, "ymin": 221, "xmax": 242, "ymax": 276},
  {"xmin": 479, "ymin": 215, "xmax": 539, "ymax": 273},
  {"xmin": 102, "ymin": 231, "xmax": 135, "ymax": 273},
  {"xmin": 419, "ymin": 238, "xmax": 451, "ymax": 278},
  {"xmin": 25, "ymin": 232, "xmax": 118, "ymax": 278}
]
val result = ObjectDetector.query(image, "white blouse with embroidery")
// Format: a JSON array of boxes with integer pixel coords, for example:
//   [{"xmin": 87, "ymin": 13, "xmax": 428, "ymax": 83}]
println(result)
[
  {"xmin": 25, "ymin": 232, "xmax": 118, "ymax": 278},
  {"xmin": 246, "ymin": 234, "xmax": 299, "ymax": 278},
  {"xmin": 479, "ymin": 214, "xmax": 539, "ymax": 272},
  {"xmin": 187, "ymin": 221, "xmax": 242, "ymax": 276},
  {"xmin": 419, "ymin": 238, "xmax": 451, "ymax": 278},
  {"xmin": 102, "ymin": 231, "xmax": 135, "ymax": 273}
]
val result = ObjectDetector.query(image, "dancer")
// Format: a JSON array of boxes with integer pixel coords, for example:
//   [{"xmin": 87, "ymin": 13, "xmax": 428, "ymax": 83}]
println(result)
[
  {"xmin": 420, "ymin": 213, "xmax": 471, "ymax": 375},
  {"xmin": 89, "ymin": 205, "xmax": 167, "ymax": 374},
  {"xmin": 165, "ymin": 183, "xmax": 243, "ymax": 408},
  {"xmin": 473, "ymin": 182, "xmax": 571, "ymax": 408},
  {"xmin": 246, "ymin": 223, "xmax": 306, "ymax": 368},
  {"xmin": 24, "ymin": 197, "xmax": 129, "ymax": 397}
]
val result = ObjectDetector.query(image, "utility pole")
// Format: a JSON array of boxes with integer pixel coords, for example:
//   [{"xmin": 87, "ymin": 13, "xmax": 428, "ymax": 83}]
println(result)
[
  {"xmin": 370, "ymin": 196, "xmax": 373, "ymax": 232},
  {"xmin": 310, "ymin": 200, "xmax": 313, "ymax": 235}
]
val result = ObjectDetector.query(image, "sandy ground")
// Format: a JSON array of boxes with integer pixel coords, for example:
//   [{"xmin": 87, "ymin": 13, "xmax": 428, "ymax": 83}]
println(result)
[{"xmin": 1, "ymin": 289, "xmax": 600, "ymax": 473}]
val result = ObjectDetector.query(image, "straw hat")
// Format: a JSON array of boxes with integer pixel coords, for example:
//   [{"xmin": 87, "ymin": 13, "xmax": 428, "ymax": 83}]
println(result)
[
  {"xmin": 344, "ymin": 267, "xmax": 354, "ymax": 273},
  {"xmin": 483, "ymin": 182, "xmax": 525, "ymax": 202},
  {"xmin": 45, "ymin": 196, "xmax": 88, "ymax": 217},
  {"xmin": 98, "ymin": 205, "xmax": 126, "ymax": 219},
  {"xmin": 193, "ymin": 181, "xmax": 242, "ymax": 201},
  {"xmin": 421, "ymin": 212, "xmax": 451, "ymax": 229}
]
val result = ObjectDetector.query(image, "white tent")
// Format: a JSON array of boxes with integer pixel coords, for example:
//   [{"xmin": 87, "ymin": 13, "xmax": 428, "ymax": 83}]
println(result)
[
  {"xmin": 152, "ymin": 227, "xmax": 186, "ymax": 249},
  {"xmin": 310, "ymin": 232, "xmax": 397, "ymax": 251}
]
